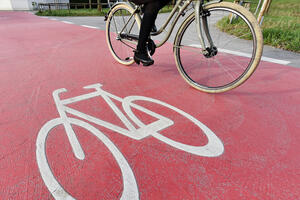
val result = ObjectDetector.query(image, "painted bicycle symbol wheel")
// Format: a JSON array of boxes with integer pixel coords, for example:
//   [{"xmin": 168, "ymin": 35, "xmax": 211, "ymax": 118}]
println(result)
[{"xmin": 36, "ymin": 118, "xmax": 139, "ymax": 200}]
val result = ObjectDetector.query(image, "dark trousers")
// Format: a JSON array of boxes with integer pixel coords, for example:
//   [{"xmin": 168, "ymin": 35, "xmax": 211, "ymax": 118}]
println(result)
[{"xmin": 133, "ymin": 0, "xmax": 171, "ymax": 52}]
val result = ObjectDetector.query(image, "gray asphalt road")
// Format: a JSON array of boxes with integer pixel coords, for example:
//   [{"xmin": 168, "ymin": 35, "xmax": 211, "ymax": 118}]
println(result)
[{"xmin": 45, "ymin": 13, "xmax": 300, "ymax": 68}]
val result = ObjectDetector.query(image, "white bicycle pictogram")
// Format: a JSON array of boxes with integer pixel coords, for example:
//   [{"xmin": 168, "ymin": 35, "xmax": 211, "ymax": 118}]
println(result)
[{"xmin": 36, "ymin": 83, "xmax": 224, "ymax": 200}]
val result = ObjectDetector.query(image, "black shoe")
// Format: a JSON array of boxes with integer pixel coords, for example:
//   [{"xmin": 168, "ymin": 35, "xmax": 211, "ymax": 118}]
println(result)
[{"xmin": 134, "ymin": 50, "xmax": 154, "ymax": 66}]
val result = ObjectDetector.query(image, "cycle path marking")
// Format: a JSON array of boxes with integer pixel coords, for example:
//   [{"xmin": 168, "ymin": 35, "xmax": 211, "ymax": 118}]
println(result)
[{"xmin": 36, "ymin": 83, "xmax": 224, "ymax": 199}]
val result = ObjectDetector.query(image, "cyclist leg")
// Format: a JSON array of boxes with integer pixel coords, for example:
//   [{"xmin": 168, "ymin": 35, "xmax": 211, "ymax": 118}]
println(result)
[{"xmin": 134, "ymin": 0, "xmax": 170, "ymax": 66}]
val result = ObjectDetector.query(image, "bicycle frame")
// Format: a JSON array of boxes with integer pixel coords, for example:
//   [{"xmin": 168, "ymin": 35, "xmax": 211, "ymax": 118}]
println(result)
[
  {"xmin": 111, "ymin": 0, "xmax": 222, "ymax": 52},
  {"xmin": 53, "ymin": 83, "xmax": 173, "ymax": 160}
]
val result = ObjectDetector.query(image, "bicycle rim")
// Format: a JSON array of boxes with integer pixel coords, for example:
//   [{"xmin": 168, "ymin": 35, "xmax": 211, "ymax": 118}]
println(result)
[
  {"xmin": 106, "ymin": 4, "xmax": 141, "ymax": 65},
  {"xmin": 174, "ymin": 2, "xmax": 263, "ymax": 93}
]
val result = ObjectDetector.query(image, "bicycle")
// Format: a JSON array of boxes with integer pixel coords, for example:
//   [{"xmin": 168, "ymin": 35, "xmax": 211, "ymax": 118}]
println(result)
[
  {"xmin": 105, "ymin": 0, "xmax": 263, "ymax": 93},
  {"xmin": 36, "ymin": 83, "xmax": 224, "ymax": 199}
]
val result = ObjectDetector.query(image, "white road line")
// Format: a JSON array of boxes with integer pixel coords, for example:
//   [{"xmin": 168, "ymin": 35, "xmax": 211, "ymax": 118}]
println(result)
[
  {"xmin": 61, "ymin": 21, "xmax": 74, "ymax": 24},
  {"xmin": 260, "ymin": 56, "xmax": 291, "ymax": 65},
  {"xmin": 218, "ymin": 48, "xmax": 291, "ymax": 65},
  {"xmin": 190, "ymin": 44, "xmax": 291, "ymax": 65},
  {"xmin": 81, "ymin": 25, "xmax": 98, "ymax": 29}
]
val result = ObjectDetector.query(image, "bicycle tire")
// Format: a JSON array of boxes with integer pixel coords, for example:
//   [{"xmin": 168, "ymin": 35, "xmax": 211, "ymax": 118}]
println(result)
[
  {"xmin": 36, "ymin": 118, "xmax": 139, "ymax": 200},
  {"xmin": 106, "ymin": 3, "xmax": 141, "ymax": 65},
  {"xmin": 174, "ymin": 2, "xmax": 263, "ymax": 93}
]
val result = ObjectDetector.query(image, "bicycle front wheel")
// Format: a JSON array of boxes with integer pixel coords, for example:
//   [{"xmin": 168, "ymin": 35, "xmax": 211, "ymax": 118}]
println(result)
[
  {"xmin": 174, "ymin": 2, "xmax": 263, "ymax": 93},
  {"xmin": 106, "ymin": 3, "xmax": 141, "ymax": 65}
]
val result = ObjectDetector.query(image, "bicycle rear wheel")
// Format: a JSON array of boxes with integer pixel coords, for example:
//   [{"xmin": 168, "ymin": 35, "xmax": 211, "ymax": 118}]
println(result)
[
  {"xmin": 174, "ymin": 2, "xmax": 263, "ymax": 93},
  {"xmin": 36, "ymin": 118, "xmax": 139, "ymax": 199},
  {"xmin": 106, "ymin": 4, "xmax": 141, "ymax": 65}
]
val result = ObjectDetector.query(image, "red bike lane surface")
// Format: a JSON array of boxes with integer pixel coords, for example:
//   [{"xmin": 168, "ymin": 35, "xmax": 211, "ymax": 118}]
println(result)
[{"xmin": 0, "ymin": 11, "xmax": 299, "ymax": 199}]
